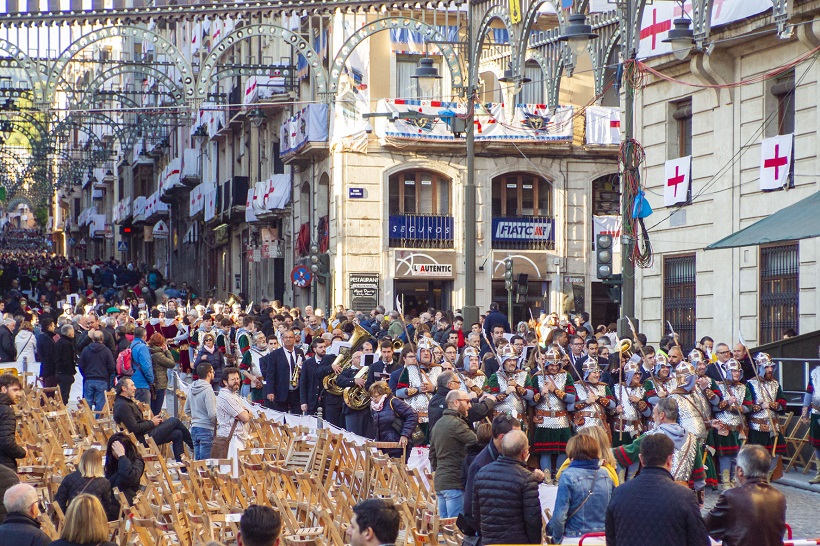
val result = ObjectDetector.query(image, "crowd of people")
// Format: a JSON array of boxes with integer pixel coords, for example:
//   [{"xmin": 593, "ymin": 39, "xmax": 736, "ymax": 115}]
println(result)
[{"xmin": 0, "ymin": 251, "xmax": 810, "ymax": 545}]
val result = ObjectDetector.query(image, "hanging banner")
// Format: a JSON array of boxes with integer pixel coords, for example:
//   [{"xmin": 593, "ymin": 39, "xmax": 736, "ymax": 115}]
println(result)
[
  {"xmin": 759, "ymin": 133, "xmax": 794, "ymax": 191},
  {"xmin": 593, "ymin": 215, "xmax": 622, "ymax": 252},
  {"xmin": 663, "ymin": 156, "xmax": 692, "ymax": 207},
  {"xmin": 586, "ymin": 106, "xmax": 621, "ymax": 145}
]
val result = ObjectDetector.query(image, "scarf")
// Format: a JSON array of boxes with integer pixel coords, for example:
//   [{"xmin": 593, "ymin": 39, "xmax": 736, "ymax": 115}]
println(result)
[{"xmin": 370, "ymin": 394, "xmax": 387, "ymax": 412}]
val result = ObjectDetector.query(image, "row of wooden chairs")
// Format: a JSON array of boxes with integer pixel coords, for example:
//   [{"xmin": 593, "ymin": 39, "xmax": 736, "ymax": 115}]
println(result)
[{"xmin": 12, "ymin": 377, "xmax": 459, "ymax": 546}]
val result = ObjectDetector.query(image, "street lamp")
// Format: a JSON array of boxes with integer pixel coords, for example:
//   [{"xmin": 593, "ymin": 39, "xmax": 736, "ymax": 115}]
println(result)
[
  {"xmin": 663, "ymin": 18, "xmax": 695, "ymax": 61},
  {"xmin": 248, "ymin": 108, "xmax": 266, "ymax": 127},
  {"xmin": 410, "ymin": 57, "xmax": 441, "ymax": 98},
  {"xmin": 557, "ymin": 13, "xmax": 598, "ymax": 59},
  {"xmin": 498, "ymin": 63, "xmax": 532, "ymax": 84},
  {"xmin": 0, "ymin": 120, "xmax": 12, "ymax": 139}
]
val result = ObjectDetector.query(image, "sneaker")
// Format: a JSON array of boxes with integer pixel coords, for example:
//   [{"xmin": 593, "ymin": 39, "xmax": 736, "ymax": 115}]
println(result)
[{"xmin": 809, "ymin": 474, "xmax": 820, "ymax": 485}]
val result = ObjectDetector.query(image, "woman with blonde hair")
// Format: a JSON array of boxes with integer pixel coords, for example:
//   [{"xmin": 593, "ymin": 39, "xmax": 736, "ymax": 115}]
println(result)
[
  {"xmin": 50, "ymin": 494, "xmax": 116, "ymax": 546},
  {"xmin": 369, "ymin": 380, "xmax": 418, "ymax": 461},
  {"xmin": 554, "ymin": 425, "xmax": 619, "ymax": 486},
  {"xmin": 54, "ymin": 448, "xmax": 119, "ymax": 521}
]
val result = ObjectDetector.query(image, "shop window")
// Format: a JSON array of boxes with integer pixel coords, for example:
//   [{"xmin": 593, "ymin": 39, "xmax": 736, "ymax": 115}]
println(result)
[
  {"xmin": 389, "ymin": 170, "xmax": 450, "ymax": 216},
  {"xmin": 491, "ymin": 172, "xmax": 552, "ymax": 217}
]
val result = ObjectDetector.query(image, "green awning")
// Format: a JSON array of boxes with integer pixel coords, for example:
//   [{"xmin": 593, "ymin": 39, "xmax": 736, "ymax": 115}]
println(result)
[{"xmin": 706, "ymin": 191, "xmax": 820, "ymax": 250}]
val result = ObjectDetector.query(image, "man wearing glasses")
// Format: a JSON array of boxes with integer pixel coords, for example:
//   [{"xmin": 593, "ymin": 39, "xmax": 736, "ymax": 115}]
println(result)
[
  {"xmin": 429, "ymin": 389, "xmax": 477, "ymax": 518},
  {"xmin": 428, "ymin": 370, "xmax": 495, "ymax": 431},
  {"xmin": 706, "ymin": 343, "xmax": 733, "ymax": 382}
]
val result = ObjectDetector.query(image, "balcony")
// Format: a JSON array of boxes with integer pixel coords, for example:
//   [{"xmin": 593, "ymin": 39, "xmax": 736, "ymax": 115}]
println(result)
[
  {"xmin": 132, "ymin": 196, "xmax": 147, "ymax": 224},
  {"xmin": 145, "ymin": 190, "xmax": 169, "ymax": 223},
  {"xmin": 279, "ymin": 104, "xmax": 328, "ymax": 164},
  {"xmin": 491, "ymin": 216, "xmax": 555, "ymax": 251},
  {"xmin": 180, "ymin": 148, "xmax": 200, "ymax": 187},
  {"xmin": 113, "ymin": 197, "xmax": 131, "ymax": 224},
  {"xmin": 248, "ymin": 174, "xmax": 291, "ymax": 221},
  {"xmin": 388, "ymin": 214, "xmax": 454, "ymax": 249},
  {"xmin": 218, "ymin": 176, "xmax": 250, "ymax": 222},
  {"xmin": 159, "ymin": 157, "xmax": 187, "ymax": 203}
]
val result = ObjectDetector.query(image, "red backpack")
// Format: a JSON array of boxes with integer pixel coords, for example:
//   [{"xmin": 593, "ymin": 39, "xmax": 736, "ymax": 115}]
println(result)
[{"xmin": 116, "ymin": 348, "xmax": 134, "ymax": 377}]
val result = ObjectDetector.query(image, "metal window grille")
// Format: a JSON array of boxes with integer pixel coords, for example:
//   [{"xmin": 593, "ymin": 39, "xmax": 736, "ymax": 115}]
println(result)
[
  {"xmin": 760, "ymin": 243, "xmax": 799, "ymax": 344},
  {"xmin": 664, "ymin": 254, "xmax": 696, "ymax": 352}
]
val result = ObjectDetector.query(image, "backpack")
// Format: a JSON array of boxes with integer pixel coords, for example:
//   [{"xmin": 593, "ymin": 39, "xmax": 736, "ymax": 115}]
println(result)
[{"xmin": 116, "ymin": 348, "xmax": 134, "ymax": 377}]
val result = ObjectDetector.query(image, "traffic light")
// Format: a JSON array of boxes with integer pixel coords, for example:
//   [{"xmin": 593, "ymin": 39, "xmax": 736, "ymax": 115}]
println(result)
[
  {"xmin": 119, "ymin": 223, "xmax": 134, "ymax": 236},
  {"xmin": 516, "ymin": 273, "xmax": 529, "ymax": 303},
  {"xmin": 309, "ymin": 244, "xmax": 321, "ymax": 275},
  {"xmin": 309, "ymin": 244, "xmax": 330, "ymax": 280},
  {"xmin": 504, "ymin": 258, "xmax": 514, "ymax": 291},
  {"xmin": 596, "ymin": 234, "xmax": 613, "ymax": 280}
]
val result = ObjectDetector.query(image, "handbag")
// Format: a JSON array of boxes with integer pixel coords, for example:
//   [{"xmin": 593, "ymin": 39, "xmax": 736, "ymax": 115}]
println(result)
[
  {"xmin": 210, "ymin": 418, "xmax": 239, "ymax": 459},
  {"xmin": 389, "ymin": 398, "xmax": 425, "ymax": 446}
]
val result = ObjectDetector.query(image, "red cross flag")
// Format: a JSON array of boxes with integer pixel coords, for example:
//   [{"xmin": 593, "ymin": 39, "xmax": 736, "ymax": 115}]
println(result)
[
  {"xmin": 663, "ymin": 156, "xmax": 692, "ymax": 207},
  {"xmin": 759, "ymin": 134, "xmax": 793, "ymax": 190}
]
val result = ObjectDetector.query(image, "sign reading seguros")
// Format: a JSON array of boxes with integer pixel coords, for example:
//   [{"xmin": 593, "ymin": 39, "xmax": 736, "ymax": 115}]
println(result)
[{"xmin": 492, "ymin": 218, "xmax": 554, "ymax": 242}]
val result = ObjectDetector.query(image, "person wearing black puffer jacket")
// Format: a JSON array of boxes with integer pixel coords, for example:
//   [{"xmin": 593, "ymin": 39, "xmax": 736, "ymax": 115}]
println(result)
[
  {"xmin": 54, "ymin": 325, "xmax": 77, "ymax": 405},
  {"xmin": 368, "ymin": 381, "xmax": 418, "ymax": 461},
  {"xmin": 103, "ymin": 433, "xmax": 144, "ymax": 507},
  {"xmin": 0, "ymin": 375, "xmax": 26, "ymax": 472},
  {"xmin": 78, "ymin": 331, "xmax": 116, "ymax": 411},
  {"xmin": 54, "ymin": 449, "xmax": 119, "ymax": 522},
  {"xmin": 472, "ymin": 429, "xmax": 542, "ymax": 545}
]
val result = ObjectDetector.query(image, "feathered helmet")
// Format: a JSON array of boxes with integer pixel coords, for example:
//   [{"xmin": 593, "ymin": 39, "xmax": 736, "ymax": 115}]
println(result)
[
  {"xmin": 623, "ymin": 359, "xmax": 641, "ymax": 385},
  {"xmin": 755, "ymin": 352, "xmax": 775, "ymax": 376},
  {"xmin": 724, "ymin": 358, "xmax": 744, "ymax": 381},
  {"xmin": 675, "ymin": 361, "xmax": 697, "ymax": 392},
  {"xmin": 654, "ymin": 352, "xmax": 672, "ymax": 376},
  {"xmin": 416, "ymin": 336, "xmax": 435, "ymax": 361},
  {"xmin": 582, "ymin": 357, "xmax": 601, "ymax": 379}
]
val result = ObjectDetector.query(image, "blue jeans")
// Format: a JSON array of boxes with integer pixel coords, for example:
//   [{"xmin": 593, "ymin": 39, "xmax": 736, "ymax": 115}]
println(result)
[
  {"xmin": 83, "ymin": 379, "xmax": 109, "ymax": 411},
  {"xmin": 436, "ymin": 489, "xmax": 464, "ymax": 518},
  {"xmin": 191, "ymin": 426, "xmax": 214, "ymax": 460},
  {"xmin": 135, "ymin": 388, "xmax": 151, "ymax": 405}
]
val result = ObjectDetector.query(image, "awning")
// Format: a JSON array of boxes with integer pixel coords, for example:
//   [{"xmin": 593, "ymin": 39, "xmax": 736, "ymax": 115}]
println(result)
[{"xmin": 706, "ymin": 192, "xmax": 820, "ymax": 250}]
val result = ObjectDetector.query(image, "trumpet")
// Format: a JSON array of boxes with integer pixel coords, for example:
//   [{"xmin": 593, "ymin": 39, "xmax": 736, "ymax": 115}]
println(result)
[
  {"xmin": 392, "ymin": 339, "xmax": 404, "ymax": 352},
  {"xmin": 290, "ymin": 357, "xmax": 301, "ymax": 389}
]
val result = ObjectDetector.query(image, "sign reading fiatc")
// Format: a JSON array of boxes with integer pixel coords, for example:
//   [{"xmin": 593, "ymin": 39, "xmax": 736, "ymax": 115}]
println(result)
[{"xmin": 492, "ymin": 218, "xmax": 554, "ymax": 242}]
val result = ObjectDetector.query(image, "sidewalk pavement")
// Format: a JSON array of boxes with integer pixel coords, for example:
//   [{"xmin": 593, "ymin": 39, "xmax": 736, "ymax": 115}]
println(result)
[{"xmin": 776, "ymin": 468, "xmax": 820, "ymax": 493}]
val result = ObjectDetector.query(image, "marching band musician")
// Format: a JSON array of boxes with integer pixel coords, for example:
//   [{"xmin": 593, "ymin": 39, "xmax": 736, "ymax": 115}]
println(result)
[
  {"xmin": 337, "ymin": 350, "xmax": 372, "ymax": 436},
  {"xmin": 744, "ymin": 353, "xmax": 787, "ymax": 457},
  {"xmin": 396, "ymin": 338, "xmax": 438, "ymax": 444},
  {"xmin": 261, "ymin": 329, "xmax": 305, "ymax": 414},
  {"xmin": 612, "ymin": 358, "xmax": 652, "ymax": 479},
  {"xmin": 529, "ymin": 346, "xmax": 574, "ymax": 483},
  {"xmin": 298, "ymin": 338, "xmax": 334, "ymax": 417},
  {"xmin": 710, "ymin": 359, "xmax": 748, "ymax": 486},
  {"xmin": 243, "ymin": 332, "xmax": 270, "ymax": 405},
  {"xmin": 572, "ymin": 358, "xmax": 615, "ymax": 433},
  {"xmin": 366, "ymin": 340, "xmax": 399, "ymax": 389}
]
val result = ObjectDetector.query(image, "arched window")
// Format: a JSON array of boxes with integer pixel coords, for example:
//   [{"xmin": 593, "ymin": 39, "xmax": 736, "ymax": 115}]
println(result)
[
  {"xmin": 300, "ymin": 182, "xmax": 311, "ymax": 220},
  {"xmin": 491, "ymin": 172, "xmax": 552, "ymax": 217},
  {"xmin": 389, "ymin": 170, "xmax": 450, "ymax": 216},
  {"xmin": 519, "ymin": 60, "xmax": 544, "ymax": 105}
]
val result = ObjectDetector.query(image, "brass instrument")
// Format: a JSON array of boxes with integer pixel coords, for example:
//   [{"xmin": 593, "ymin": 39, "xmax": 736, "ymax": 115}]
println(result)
[
  {"xmin": 225, "ymin": 292, "xmax": 240, "ymax": 307},
  {"xmin": 392, "ymin": 339, "xmax": 404, "ymax": 352},
  {"xmin": 343, "ymin": 365, "xmax": 371, "ymax": 410},
  {"xmin": 290, "ymin": 355, "xmax": 302, "ymax": 388},
  {"xmin": 323, "ymin": 322, "xmax": 370, "ymax": 395},
  {"xmin": 616, "ymin": 338, "xmax": 633, "ymax": 360}
]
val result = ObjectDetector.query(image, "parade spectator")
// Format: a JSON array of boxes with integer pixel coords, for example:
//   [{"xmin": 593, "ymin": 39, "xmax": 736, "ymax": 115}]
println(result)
[
  {"xmin": 547, "ymin": 434, "xmax": 615, "ymax": 544},
  {"xmin": 704, "ymin": 444, "xmax": 787, "ymax": 546},
  {"xmin": 129, "ymin": 327, "xmax": 155, "ymax": 405},
  {"xmin": 429, "ymin": 390, "xmax": 477, "ymax": 518},
  {"xmin": 185, "ymin": 363, "xmax": 217, "ymax": 460},
  {"xmin": 0, "ymin": 484, "xmax": 51, "ymax": 546},
  {"xmin": 112, "ymin": 378, "xmax": 193, "ymax": 462},
  {"xmin": 472, "ymin": 429, "xmax": 542, "ymax": 545},
  {"xmin": 78, "ymin": 330, "xmax": 116, "ymax": 411},
  {"xmin": 36, "ymin": 317, "xmax": 57, "ymax": 391},
  {"xmin": 148, "ymin": 333, "xmax": 175, "ymax": 416},
  {"xmin": 216, "ymin": 367, "xmax": 251, "ymax": 464},
  {"xmin": 368, "ymin": 381, "xmax": 418, "ymax": 461},
  {"xmin": 51, "ymin": 494, "xmax": 117, "ymax": 546},
  {"xmin": 0, "ymin": 374, "xmax": 26, "ymax": 471},
  {"xmin": 347, "ymin": 499, "xmax": 401, "ymax": 546},
  {"xmin": 0, "ymin": 464, "xmax": 19, "ymax": 524},
  {"xmin": 103, "ymin": 433, "xmax": 144, "ymax": 507},
  {"xmin": 194, "ymin": 333, "xmax": 225, "ymax": 391},
  {"xmin": 55, "ymin": 324, "xmax": 76, "ymax": 404},
  {"xmin": 606, "ymin": 433, "xmax": 709, "ymax": 546},
  {"xmin": 14, "ymin": 321, "xmax": 36, "ymax": 371},
  {"xmin": 54, "ymin": 448, "xmax": 119, "ymax": 521},
  {"xmin": 0, "ymin": 318, "xmax": 17, "ymax": 363},
  {"xmin": 238, "ymin": 505, "xmax": 282, "ymax": 546}
]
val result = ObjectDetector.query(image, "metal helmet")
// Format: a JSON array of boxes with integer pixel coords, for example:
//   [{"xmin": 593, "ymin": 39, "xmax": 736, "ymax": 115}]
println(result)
[
  {"xmin": 544, "ymin": 346, "xmax": 562, "ymax": 366},
  {"xmin": 675, "ymin": 361, "xmax": 697, "ymax": 391},
  {"xmin": 654, "ymin": 352, "xmax": 671, "ymax": 376},
  {"xmin": 462, "ymin": 347, "xmax": 479, "ymax": 369},
  {"xmin": 623, "ymin": 359, "xmax": 641, "ymax": 385},
  {"xmin": 724, "ymin": 358, "xmax": 744, "ymax": 381},
  {"xmin": 499, "ymin": 343, "xmax": 518, "ymax": 365},
  {"xmin": 582, "ymin": 357, "xmax": 601, "ymax": 379},
  {"xmin": 755, "ymin": 352, "xmax": 776, "ymax": 376},
  {"xmin": 687, "ymin": 349, "xmax": 704, "ymax": 365},
  {"xmin": 416, "ymin": 336, "xmax": 435, "ymax": 362}
]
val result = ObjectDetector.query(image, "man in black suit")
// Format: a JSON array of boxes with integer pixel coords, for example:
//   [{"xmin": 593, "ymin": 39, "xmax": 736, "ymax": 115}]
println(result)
[
  {"xmin": 262, "ymin": 329, "xmax": 305, "ymax": 414},
  {"xmin": 366, "ymin": 340, "xmax": 398, "ymax": 389},
  {"xmin": 706, "ymin": 343, "xmax": 733, "ymax": 382},
  {"xmin": 299, "ymin": 338, "xmax": 335, "ymax": 416},
  {"xmin": 566, "ymin": 335, "xmax": 586, "ymax": 375}
]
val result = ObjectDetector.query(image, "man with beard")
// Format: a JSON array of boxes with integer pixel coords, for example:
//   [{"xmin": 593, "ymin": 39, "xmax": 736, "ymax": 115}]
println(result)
[
  {"xmin": 365, "ymin": 340, "xmax": 397, "ymax": 389},
  {"xmin": 336, "ymin": 351, "xmax": 372, "ymax": 436},
  {"xmin": 299, "ymin": 338, "xmax": 334, "ymax": 416},
  {"xmin": 612, "ymin": 359, "xmax": 652, "ymax": 479},
  {"xmin": 396, "ymin": 338, "xmax": 439, "ymax": 443}
]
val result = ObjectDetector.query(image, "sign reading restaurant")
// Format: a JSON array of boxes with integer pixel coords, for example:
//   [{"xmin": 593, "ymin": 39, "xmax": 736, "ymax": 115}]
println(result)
[
  {"xmin": 492, "ymin": 217, "xmax": 554, "ymax": 241},
  {"xmin": 411, "ymin": 264, "xmax": 453, "ymax": 277}
]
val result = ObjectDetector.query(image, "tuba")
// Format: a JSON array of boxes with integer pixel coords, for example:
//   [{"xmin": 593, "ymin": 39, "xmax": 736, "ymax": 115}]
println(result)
[
  {"xmin": 343, "ymin": 365, "xmax": 371, "ymax": 410},
  {"xmin": 322, "ymin": 322, "xmax": 370, "ymax": 396}
]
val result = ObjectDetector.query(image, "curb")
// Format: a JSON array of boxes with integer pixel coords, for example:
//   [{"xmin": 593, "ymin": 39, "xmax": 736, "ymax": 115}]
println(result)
[{"xmin": 774, "ymin": 476, "xmax": 820, "ymax": 494}]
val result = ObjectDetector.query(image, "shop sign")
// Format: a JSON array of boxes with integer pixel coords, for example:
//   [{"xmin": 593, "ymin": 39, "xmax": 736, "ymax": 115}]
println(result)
[
  {"xmin": 389, "ymin": 215, "xmax": 453, "ymax": 240},
  {"xmin": 491, "ymin": 217, "xmax": 554, "ymax": 242},
  {"xmin": 350, "ymin": 273, "xmax": 379, "ymax": 311},
  {"xmin": 410, "ymin": 264, "xmax": 452, "ymax": 277}
]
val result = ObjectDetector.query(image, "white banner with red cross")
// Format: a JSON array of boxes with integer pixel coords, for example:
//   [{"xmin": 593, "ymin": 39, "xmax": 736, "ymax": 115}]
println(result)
[
  {"xmin": 664, "ymin": 156, "xmax": 692, "ymax": 207},
  {"xmin": 586, "ymin": 106, "xmax": 621, "ymax": 145},
  {"xmin": 759, "ymin": 134, "xmax": 794, "ymax": 191}
]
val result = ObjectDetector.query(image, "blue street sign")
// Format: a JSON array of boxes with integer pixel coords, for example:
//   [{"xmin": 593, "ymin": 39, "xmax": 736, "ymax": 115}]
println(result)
[
  {"xmin": 117, "ymin": 240, "xmax": 129, "ymax": 252},
  {"xmin": 348, "ymin": 187, "xmax": 365, "ymax": 199}
]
